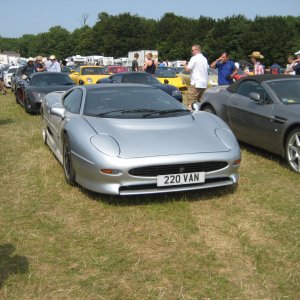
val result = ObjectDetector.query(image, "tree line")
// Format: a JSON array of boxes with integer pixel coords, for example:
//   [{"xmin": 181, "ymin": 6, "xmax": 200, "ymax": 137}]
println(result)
[{"xmin": 1, "ymin": 12, "xmax": 299, "ymax": 66}]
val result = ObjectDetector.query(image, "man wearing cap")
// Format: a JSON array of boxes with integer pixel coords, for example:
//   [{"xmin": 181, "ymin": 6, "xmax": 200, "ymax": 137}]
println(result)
[
  {"xmin": 248, "ymin": 51, "xmax": 264, "ymax": 75},
  {"xmin": 20, "ymin": 58, "xmax": 36, "ymax": 79},
  {"xmin": 47, "ymin": 55, "xmax": 61, "ymax": 72}
]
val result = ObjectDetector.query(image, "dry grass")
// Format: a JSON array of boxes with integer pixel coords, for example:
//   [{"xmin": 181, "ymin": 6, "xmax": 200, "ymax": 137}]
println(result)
[{"xmin": 0, "ymin": 91, "xmax": 299, "ymax": 299}]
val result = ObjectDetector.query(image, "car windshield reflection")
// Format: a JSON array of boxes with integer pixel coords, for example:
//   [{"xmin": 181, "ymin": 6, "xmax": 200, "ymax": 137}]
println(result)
[
  {"xmin": 84, "ymin": 87, "xmax": 188, "ymax": 118},
  {"xmin": 268, "ymin": 80, "xmax": 300, "ymax": 104}
]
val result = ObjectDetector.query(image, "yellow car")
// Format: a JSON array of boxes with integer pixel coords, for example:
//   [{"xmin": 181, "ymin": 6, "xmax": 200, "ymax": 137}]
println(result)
[
  {"xmin": 155, "ymin": 68, "xmax": 187, "ymax": 91},
  {"xmin": 69, "ymin": 66, "xmax": 109, "ymax": 85}
]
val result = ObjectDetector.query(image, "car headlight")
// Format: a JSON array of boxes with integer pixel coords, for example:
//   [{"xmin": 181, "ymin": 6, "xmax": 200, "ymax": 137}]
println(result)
[
  {"xmin": 215, "ymin": 128, "xmax": 237, "ymax": 150},
  {"xmin": 86, "ymin": 77, "xmax": 93, "ymax": 83},
  {"xmin": 171, "ymin": 88, "xmax": 181, "ymax": 97},
  {"xmin": 90, "ymin": 134, "xmax": 120, "ymax": 157},
  {"xmin": 31, "ymin": 92, "xmax": 46, "ymax": 102}
]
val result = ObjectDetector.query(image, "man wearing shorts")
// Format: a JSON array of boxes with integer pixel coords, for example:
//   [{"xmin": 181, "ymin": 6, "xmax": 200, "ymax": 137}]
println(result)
[{"xmin": 184, "ymin": 44, "xmax": 208, "ymax": 109}]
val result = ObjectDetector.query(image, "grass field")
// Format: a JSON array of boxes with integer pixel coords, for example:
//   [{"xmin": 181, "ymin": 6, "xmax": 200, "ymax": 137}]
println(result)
[{"xmin": 0, "ymin": 91, "xmax": 299, "ymax": 299}]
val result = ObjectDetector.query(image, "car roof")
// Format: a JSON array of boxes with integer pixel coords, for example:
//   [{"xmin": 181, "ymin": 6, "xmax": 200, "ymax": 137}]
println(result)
[{"xmin": 227, "ymin": 75, "xmax": 300, "ymax": 93}]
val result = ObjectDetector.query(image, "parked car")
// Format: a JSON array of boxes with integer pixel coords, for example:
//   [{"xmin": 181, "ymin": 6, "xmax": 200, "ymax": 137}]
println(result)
[
  {"xmin": 232, "ymin": 69, "xmax": 247, "ymax": 81},
  {"xmin": 106, "ymin": 66, "xmax": 129, "ymax": 74},
  {"xmin": 200, "ymin": 75, "xmax": 300, "ymax": 173},
  {"xmin": 155, "ymin": 68, "xmax": 187, "ymax": 91},
  {"xmin": 41, "ymin": 84, "xmax": 241, "ymax": 195},
  {"xmin": 97, "ymin": 72, "xmax": 183, "ymax": 102},
  {"xmin": 69, "ymin": 66, "xmax": 109, "ymax": 85},
  {"xmin": 16, "ymin": 72, "xmax": 75, "ymax": 113},
  {"xmin": 4, "ymin": 66, "xmax": 18, "ymax": 87}
]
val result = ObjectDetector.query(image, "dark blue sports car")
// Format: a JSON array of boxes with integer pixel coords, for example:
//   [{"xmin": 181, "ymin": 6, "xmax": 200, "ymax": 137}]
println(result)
[{"xmin": 97, "ymin": 72, "xmax": 183, "ymax": 102}]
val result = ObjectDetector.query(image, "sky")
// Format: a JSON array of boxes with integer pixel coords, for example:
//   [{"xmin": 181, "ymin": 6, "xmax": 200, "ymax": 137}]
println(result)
[{"xmin": 0, "ymin": 0, "xmax": 299, "ymax": 38}]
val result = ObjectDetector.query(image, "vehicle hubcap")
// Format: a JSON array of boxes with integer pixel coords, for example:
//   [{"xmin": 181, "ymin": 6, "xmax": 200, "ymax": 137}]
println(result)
[{"xmin": 287, "ymin": 132, "xmax": 300, "ymax": 172}]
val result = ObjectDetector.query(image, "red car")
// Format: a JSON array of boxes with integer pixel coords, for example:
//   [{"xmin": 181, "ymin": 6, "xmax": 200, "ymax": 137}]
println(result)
[
  {"xmin": 106, "ymin": 66, "xmax": 129, "ymax": 74},
  {"xmin": 232, "ymin": 69, "xmax": 247, "ymax": 81}
]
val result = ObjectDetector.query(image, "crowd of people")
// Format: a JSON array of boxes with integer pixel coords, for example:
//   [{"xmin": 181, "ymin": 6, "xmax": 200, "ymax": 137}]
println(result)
[{"xmin": 1, "ymin": 48, "xmax": 300, "ymax": 102}]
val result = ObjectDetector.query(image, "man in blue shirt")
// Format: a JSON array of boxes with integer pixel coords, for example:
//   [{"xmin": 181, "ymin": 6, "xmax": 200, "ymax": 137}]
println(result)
[{"xmin": 210, "ymin": 52, "xmax": 237, "ymax": 85}]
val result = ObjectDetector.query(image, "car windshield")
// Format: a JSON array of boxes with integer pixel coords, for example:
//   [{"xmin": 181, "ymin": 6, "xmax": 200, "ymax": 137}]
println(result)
[
  {"xmin": 268, "ymin": 80, "xmax": 300, "ymax": 104},
  {"xmin": 84, "ymin": 86, "xmax": 188, "ymax": 119},
  {"xmin": 122, "ymin": 73, "xmax": 161, "ymax": 84},
  {"xmin": 30, "ymin": 74, "xmax": 75, "ymax": 86},
  {"xmin": 155, "ymin": 69, "xmax": 176, "ymax": 78},
  {"xmin": 8, "ymin": 68, "xmax": 18, "ymax": 74},
  {"xmin": 81, "ymin": 67, "xmax": 108, "ymax": 75}
]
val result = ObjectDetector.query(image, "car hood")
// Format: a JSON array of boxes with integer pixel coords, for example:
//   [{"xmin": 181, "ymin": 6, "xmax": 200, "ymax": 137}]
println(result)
[{"xmin": 84, "ymin": 113, "xmax": 230, "ymax": 158}]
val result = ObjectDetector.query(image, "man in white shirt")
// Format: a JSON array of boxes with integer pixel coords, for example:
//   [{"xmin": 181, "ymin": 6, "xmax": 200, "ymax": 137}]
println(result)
[
  {"xmin": 47, "ymin": 55, "xmax": 61, "ymax": 72},
  {"xmin": 184, "ymin": 44, "xmax": 208, "ymax": 109}
]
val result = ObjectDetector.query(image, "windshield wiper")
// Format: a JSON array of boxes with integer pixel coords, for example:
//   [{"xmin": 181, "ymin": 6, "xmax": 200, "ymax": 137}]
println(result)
[
  {"xmin": 143, "ymin": 109, "xmax": 190, "ymax": 118},
  {"xmin": 97, "ymin": 109, "xmax": 157, "ymax": 117}
]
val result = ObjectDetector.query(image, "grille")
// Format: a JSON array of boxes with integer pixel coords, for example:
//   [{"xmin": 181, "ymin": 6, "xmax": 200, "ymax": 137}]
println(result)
[{"xmin": 129, "ymin": 161, "xmax": 228, "ymax": 177}]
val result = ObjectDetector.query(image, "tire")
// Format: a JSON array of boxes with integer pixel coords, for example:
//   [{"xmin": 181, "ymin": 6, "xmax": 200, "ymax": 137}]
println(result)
[
  {"xmin": 24, "ymin": 98, "xmax": 32, "ymax": 113},
  {"xmin": 63, "ymin": 134, "xmax": 76, "ymax": 185},
  {"xmin": 202, "ymin": 104, "xmax": 216, "ymax": 115},
  {"xmin": 42, "ymin": 128, "xmax": 47, "ymax": 145},
  {"xmin": 285, "ymin": 128, "xmax": 300, "ymax": 173}
]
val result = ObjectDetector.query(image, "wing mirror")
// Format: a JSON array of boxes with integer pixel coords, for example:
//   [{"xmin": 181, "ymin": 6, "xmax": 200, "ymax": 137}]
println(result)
[
  {"xmin": 249, "ymin": 92, "xmax": 261, "ymax": 102},
  {"xmin": 50, "ymin": 107, "xmax": 66, "ymax": 119},
  {"xmin": 164, "ymin": 79, "xmax": 169, "ymax": 84}
]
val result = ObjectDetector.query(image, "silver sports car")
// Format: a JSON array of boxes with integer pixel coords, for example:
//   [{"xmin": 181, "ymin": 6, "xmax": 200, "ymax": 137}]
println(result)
[
  {"xmin": 200, "ymin": 75, "xmax": 300, "ymax": 173},
  {"xmin": 41, "ymin": 84, "xmax": 241, "ymax": 195}
]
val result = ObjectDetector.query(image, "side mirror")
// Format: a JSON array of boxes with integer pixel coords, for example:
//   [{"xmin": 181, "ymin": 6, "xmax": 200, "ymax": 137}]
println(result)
[
  {"xmin": 50, "ymin": 107, "xmax": 66, "ymax": 119},
  {"xmin": 164, "ymin": 79, "xmax": 169, "ymax": 84},
  {"xmin": 249, "ymin": 92, "xmax": 261, "ymax": 102}
]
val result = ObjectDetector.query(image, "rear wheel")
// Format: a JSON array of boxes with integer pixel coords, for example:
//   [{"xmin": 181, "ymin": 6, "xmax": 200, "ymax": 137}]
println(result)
[
  {"xmin": 63, "ymin": 134, "xmax": 76, "ymax": 185},
  {"xmin": 285, "ymin": 128, "xmax": 300, "ymax": 173},
  {"xmin": 202, "ymin": 104, "xmax": 216, "ymax": 115}
]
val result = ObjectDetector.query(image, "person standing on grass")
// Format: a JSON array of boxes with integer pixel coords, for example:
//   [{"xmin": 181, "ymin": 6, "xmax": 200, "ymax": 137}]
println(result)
[
  {"xmin": 143, "ymin": 53, "xmax": 157, "ymax": 75},
  {"xmin": 184, "ymin": 44, "xmax": 208, "ymax": 109},
  {"xmin": 210, "ymin": 52, "xmax": 237, "ymax": 85},
  {"xmin": 248, "ymin": 51, "xmax": 264, "ymax": 75},
  {"xmin": 0, "ymin": 68, "xmax": 7, "ymax": 95},
  {"xmin": 132, "ymin": 53, "xmax": 139, "ymax": 72}
]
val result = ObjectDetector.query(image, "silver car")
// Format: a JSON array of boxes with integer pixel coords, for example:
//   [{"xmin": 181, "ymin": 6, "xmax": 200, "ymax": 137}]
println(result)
[
  {"xmin": 201, "ymin": 75, "xmax": 300, "ymax": 173},
  {"xmin": 41, "ymin": 84, "xmax": 241, "ymax": 195}
]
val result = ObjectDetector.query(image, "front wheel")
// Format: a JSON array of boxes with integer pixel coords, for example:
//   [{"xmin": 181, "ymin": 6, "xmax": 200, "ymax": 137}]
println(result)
[
  {"xmin": 285, "ymin": 128, "xmax": 300, "ymax": 173},
  {"xmin": 63, "ymin": 134, "xmax": 76, "ymax": 185}
]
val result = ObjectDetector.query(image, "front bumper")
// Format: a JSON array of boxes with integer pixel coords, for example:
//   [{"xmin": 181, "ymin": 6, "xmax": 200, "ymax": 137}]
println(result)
[{"xmin": 71, "ymin": 150, "xmax": 240, "ymax": 195}]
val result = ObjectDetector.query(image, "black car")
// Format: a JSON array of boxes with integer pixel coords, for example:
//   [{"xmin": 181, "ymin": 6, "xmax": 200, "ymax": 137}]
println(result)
[
  {"xmin": 97, "ymin": 72, "xmax": 183, "ymax": 102},
  {"xmin": 15, "ymin": 72, "xmax": 76, "ymax": 113}
]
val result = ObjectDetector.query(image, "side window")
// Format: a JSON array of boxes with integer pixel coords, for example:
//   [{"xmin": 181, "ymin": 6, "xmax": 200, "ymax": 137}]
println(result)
[
  {"xmin": 237, "ymin": 81, "xmax": 272, "ymax": 103},
  {"xmin": 63, "ymin": 89, "xmax": 83, "ymax": 114}
]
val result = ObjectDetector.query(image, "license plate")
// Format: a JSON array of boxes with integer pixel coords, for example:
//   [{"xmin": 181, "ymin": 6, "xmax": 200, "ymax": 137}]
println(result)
[{"xmin": 157, "ymin": 172, "xmax": 205, "ymax": 187}]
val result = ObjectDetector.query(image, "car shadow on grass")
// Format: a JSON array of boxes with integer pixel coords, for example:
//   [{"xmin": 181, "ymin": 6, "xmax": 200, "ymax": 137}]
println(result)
[
  {"xmin": 0, "ymin": 119, "xmax": 14, "ymax": 126},
  {"xmin": 0, "ymin": 244, "xmax": 29, "ymax": 289},
  {"xmin": 80, "ymin": 185, "xmax": 236, "ymax": 206},
  {"xmin": 239, "ymin": 141, "xmax": 288, "ymax": 170}
]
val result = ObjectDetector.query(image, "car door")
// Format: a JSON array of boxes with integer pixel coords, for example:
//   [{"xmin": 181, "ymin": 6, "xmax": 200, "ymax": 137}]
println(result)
[
  {"xmin": 227, "ymin": 80, "xmax": 275, "ymax": 150},
  {"xmin": 51, "ymin": 88, "xmax": 83, "ymax": 148}
]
